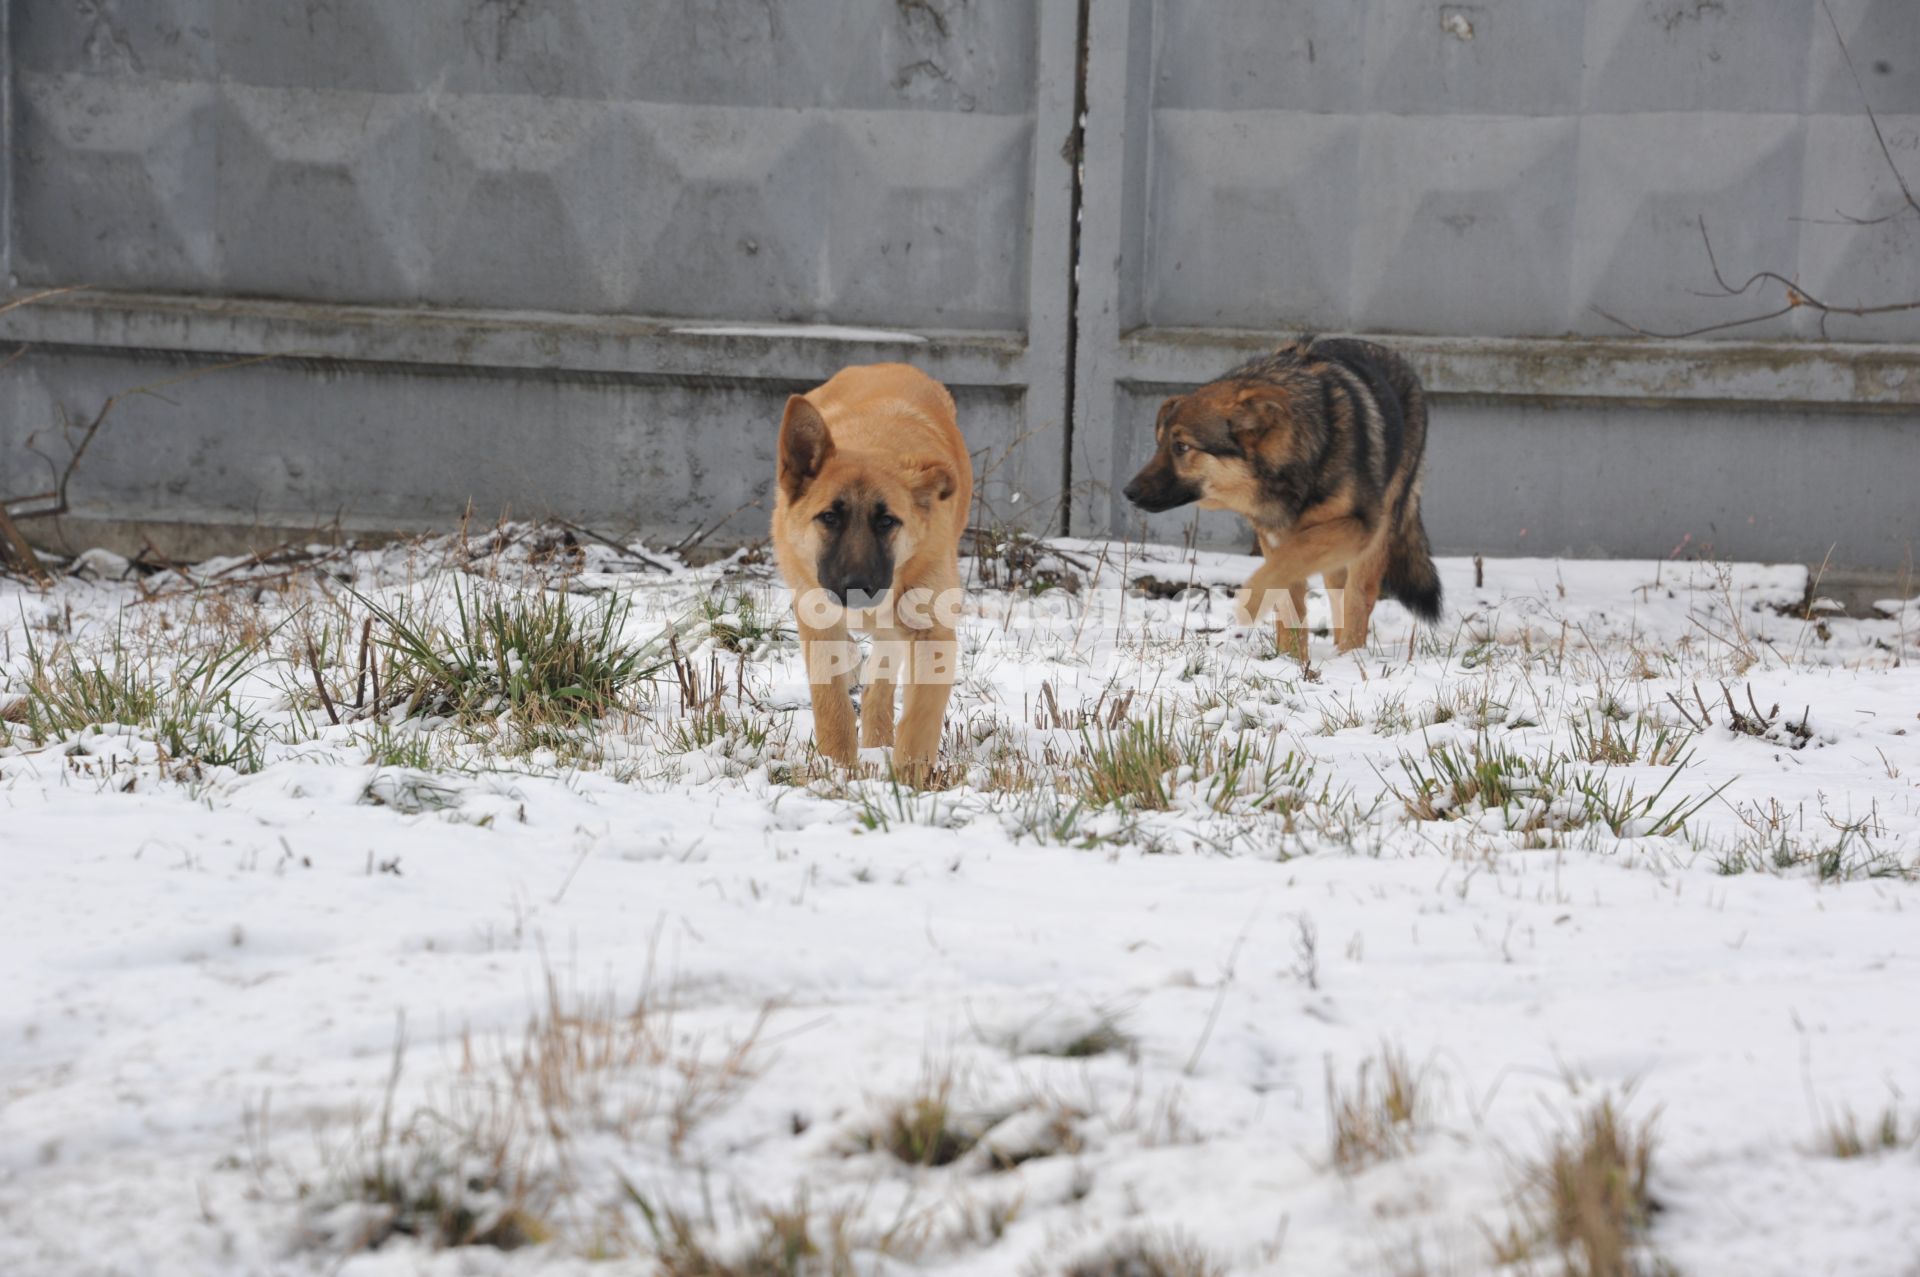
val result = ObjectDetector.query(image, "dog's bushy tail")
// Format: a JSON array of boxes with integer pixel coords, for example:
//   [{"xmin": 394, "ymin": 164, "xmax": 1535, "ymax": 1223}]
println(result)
[{"xmin": 1384, "ymin": 496, "xmax": 1443, "ymax": 624}]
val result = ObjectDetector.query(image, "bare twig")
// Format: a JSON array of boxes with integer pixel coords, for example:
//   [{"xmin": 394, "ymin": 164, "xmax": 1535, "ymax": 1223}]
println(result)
[
  {"xmin": 0, "ymin": 288, "xmax": 87, "ymax": 582},
  {"xmin": 1818, "ymin": 0, "xmax": 1918, "ymax": 226},
  {"xmin": 305, "ymin": 638, "xmax": 341, "ymax": 726},
  {"xmin": 1596, "ymin": 6, "xmax": 1917, "ymax": 341},
  {"xmin": 132, "ymin": 560, "xmax": 342, "ymax": 604},
  {"xmin": 1593, "ymin": 219, "xmax": 1920, "ymax": 339},
  {"xmin": 1184, "ymin": 910, "xmax": 1258, "ymax": 1077},
  {"xmin": 0, "ymin": 285, "xmax": 85, "ymax": 319},
  {"xmin": 1292, "ymin": 914, "xmax": 1321, "ymax": 991},
  {"xmin": 550, "ymin": 517, "xmax": 676, "ymax": 572},
  {"xmin": 137, "ymin": 535, "xmax": 198, "ymax": 589},
  {"xmin": 0, "ymin": 503, "xmax": 50, "ymax": 584},
  {"xmin": 672, "ymin": 497, "xmax": 764, "ymax": 560},
  {"xmin": 208, "ymin": 540, "xmax": 306, "ymax": 579},
  {"xmin": 6, "ymin": 353, "xmax": 281, "ymax": 521},
  {"xmin": 355, "ymin": 618, "xmax": 373, "ymax": 709},
  {"xmin": 1665, "ymin": 684, "xmax": 1714, "ymax": 732}
]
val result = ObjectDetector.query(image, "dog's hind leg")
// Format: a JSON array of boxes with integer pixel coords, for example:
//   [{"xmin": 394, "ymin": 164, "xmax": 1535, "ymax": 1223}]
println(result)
[
  {"xmin": 1335, "ymin": 548, "xmax": 1386, "ymax": 654},
  {"xmin": 799, "ymin": 618, "xmax": 860, "ymax": 766},
  {"xmin": 1325, "ymin": 566, "xmax": 1349, "ymax": 648},
  {"xmin": 1344, "ymin": 545, "xmax": 1390, "ymax": 652},
  {"xmin": 1276, "ymin": 581, "xmax": 1309, "ymax": 662}
]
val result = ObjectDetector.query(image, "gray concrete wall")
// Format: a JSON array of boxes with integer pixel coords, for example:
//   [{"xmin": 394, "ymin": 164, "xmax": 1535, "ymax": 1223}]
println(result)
[
  {"xmin": 3, "ymin": 0, "xmax": 1916, "ymax": 571},
  {"xmin": 0, "ymin": 0, "xmax": 1080, "ymax": 555}
]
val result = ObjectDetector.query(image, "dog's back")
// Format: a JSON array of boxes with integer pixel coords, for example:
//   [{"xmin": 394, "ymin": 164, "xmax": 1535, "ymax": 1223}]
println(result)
[
  {"xmin": 1227, "ymin": 336, "xmax": 1442, "ymax": 622},
  {"xmin": 1309, "ymin": 339, "xmax": 1440, "ymax": 623}
]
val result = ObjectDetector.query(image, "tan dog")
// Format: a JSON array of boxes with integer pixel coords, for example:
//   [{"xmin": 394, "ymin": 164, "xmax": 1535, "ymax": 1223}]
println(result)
[
  {"xmin": 1124, "ymin": 336, "xmax": 1441, "ymax": 659},
  {"xmin": 772, "ymin": 364, "xmax": 973, "ymax": 780}
]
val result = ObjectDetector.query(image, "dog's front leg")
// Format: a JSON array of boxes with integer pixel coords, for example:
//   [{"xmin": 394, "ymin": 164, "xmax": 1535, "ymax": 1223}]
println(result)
[
  {"xmin": 1241, "ymin": 517, "xmax": 1372, "ymax": 660},
  {"xmin": 893, "ymin": 628, "xmax": 957, "ymax": 784},
  {"xmin": 798, "ymin": 618, "xmax": 859, "ymax": 766},
  {"xmin": 1234, "ymin": 560, "xmax": 1309, "ymax": 660},
  {"xmin": 860, "ymin": 627, "xmax": 904, "ymax": 749},
  {"xmin": 1233, "ymin": 558, "xmax": 1304, "ymax": 624}
]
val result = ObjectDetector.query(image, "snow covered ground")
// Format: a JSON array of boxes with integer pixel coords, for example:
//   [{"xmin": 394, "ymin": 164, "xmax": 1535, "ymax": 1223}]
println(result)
[{"xmin": 4, "ymin": 529, "xmax": 1918, "ymax": 1277}]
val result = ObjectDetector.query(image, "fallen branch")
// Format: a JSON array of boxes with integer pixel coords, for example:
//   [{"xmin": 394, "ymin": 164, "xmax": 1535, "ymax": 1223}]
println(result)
[
  {"xmin": 672, "ymin": 497, "xmax": 763, "ymax": 560},
  {"xmin": 136, "ymin": 535, "xmax": 199, "ymax": 592},
  {"xmin": 550, "ymin": 517, "xmax": 676, "ymax": 572}
]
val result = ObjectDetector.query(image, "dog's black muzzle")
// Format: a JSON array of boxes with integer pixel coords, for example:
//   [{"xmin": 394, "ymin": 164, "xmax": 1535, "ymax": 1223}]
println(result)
[
  {"xmin": 1123, "ymin": 466, "xmax": 1198, "ymax": 514},
  {"xmin": 822, "ymin": 580, "xmax": 892, "ymax": 610}
]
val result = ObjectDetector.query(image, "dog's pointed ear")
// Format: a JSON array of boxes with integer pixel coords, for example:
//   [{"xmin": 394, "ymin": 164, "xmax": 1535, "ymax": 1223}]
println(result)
[
  {"xmin": 907, "ymin": 460, "xmax": 957, "ymax": 508},
  {"xmin": 1227, "ymin": 391, "xmax": 1292, "ymax": 457},
  {"xmin": 778, "ymin": 396, "xmax": 833, "ymax": 500}
]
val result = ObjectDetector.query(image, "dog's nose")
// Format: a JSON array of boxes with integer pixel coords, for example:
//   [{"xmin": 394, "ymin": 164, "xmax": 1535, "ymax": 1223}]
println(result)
[
  {"xmin": 1122, "ymin": 479, "xmax": 1142, "ymax": 505},
  {"xmin": 826, "ymin": 579, "xmax": 890, "ymax": 608}
]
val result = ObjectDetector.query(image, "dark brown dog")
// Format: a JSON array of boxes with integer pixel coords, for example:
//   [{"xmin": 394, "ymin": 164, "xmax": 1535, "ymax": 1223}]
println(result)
[{"xmin": 1124, "ymin": 336, "xmax": 1441, "ymax": 657}]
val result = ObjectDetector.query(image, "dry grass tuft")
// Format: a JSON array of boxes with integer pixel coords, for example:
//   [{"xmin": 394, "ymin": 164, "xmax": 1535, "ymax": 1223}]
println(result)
[
  {"xmin": 1078, "ymin": 711, "xmax": 1187, "ymax": 810},
  {"xmin": 696, "ymin": 587, "xmax": 788, "ymax": 655},
  {"xmin": 309, "ymin": 970, "xmax": 769, "ymax": 1258},
  {"xmin": 978, "ymin": 1102, "xmax": 1085, "ymax": 1171},
  {"xmin": 1074, "ymin": 709, "xmax": 1322, "ymax": 818},
  {"xmin": 1327, "ymin": 1045, "xmax": 1428, "ymax": 1174},
  {"xmin": 867, "ymin": 1072, "xmax": 981, "ymax": 1168},
  {"xmin": 505, "ymin": 970, "xmax": 770, "ymax": 1157},
  {"xmin": 626, "ymin": 1183, "xmax": 924, "ymax": 1276},
  {"xmin": 944, "ymin": 1191, "xmax": 1025, "ymax": 1250},
  {"xmin": 365, "ymin": 580, "xmax": 667, "ymax": 728},
  {"xmin": 1043, "ymin": 1017, "xmax": 1134, "ymax": 1061},
  {"xmin": 1032, "ymin": 678, "xmax": 1135, "ymax": 731},
  {"xmin": 1058, "ymin": 1229, "xmax": 1229, "ymax": 1277},
  {"xmin": 1822, "ymin": 1105, "xmax": 1912, "ymax": 1159},
  {"xmin": 310, "ymin": 1016, "xmax": 552, "ymax": 1255},
  {"xmin": 1527, "ymin": 1095, "xmax": 1664, "ymax": 1277},
  {"xmin": 12, "ymin": 624, "xmax": 269, "ymax": 770},
  {"xmin": 1570, "ymin": 703, "xmax": 1690, "ymax": 766}
]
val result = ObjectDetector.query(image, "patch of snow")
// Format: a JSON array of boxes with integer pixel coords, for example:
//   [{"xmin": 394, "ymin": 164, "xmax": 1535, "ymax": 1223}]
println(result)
[{"xmin": 1, "ymin": 535, "xmax": 1916, "ymax": 1276}]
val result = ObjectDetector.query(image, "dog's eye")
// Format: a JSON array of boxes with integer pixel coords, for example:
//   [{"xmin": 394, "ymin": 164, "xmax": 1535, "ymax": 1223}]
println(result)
[
  {"xmin": 1171, "ymin": 442, "xmax": 1191, "ymax": 457},
  {"xmin": 875, "ymin": 513, "xmax": 902, "ymax": 533},
  {"xmin": 816, "ymin": 509, "xmax": 842, "ymax": 529}
]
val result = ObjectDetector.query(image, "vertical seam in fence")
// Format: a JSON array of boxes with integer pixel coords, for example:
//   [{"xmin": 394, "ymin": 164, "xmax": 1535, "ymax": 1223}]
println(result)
[
  {"xmin": 1058, "ymin": 0, "xmax": 1090, "ymax": 536},
  {"xmin": 1, "ymin": 0, "xmax": 11, "ymax": 283}
]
